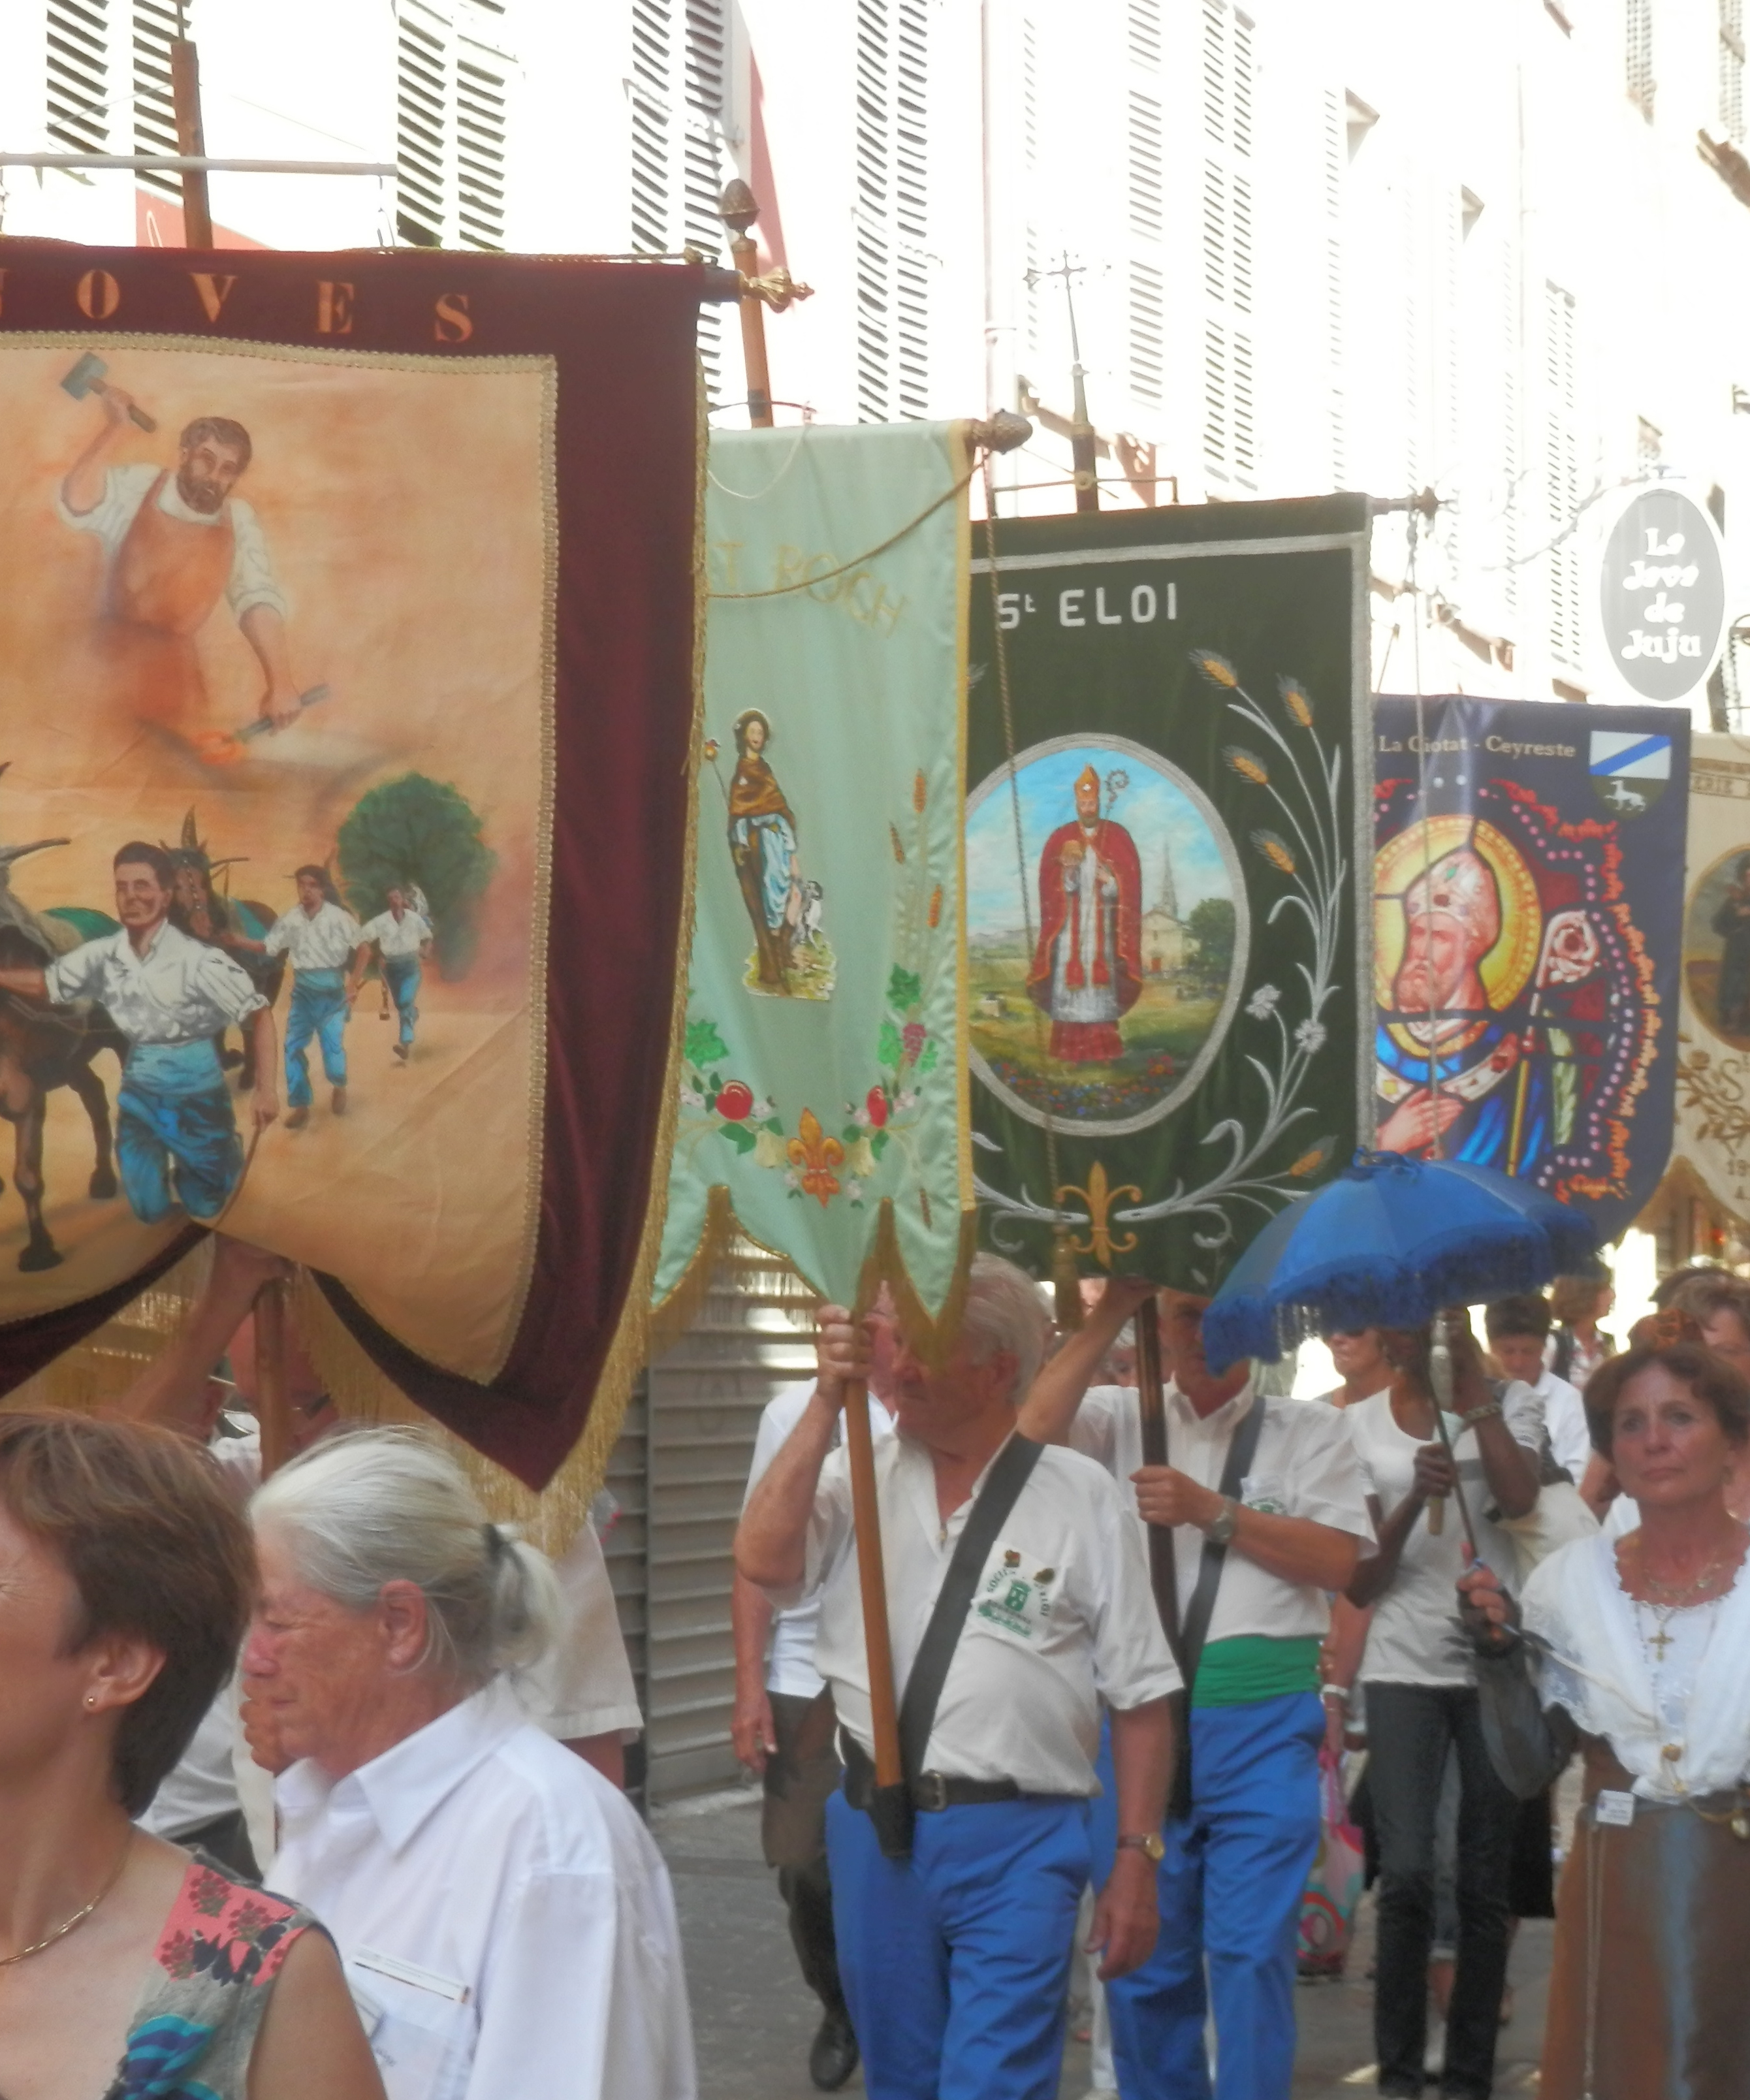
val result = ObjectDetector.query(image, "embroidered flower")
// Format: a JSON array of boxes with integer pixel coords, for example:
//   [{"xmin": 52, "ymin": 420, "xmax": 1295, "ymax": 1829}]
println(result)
[
  {"xmin": 680, "ymin": 1083, "xmax": 705, "ymax": 1109},
  {"xmin": 845, "ymin": 1177, "xmax": 866, "ymax": 1205},
  {"xmin": 231, "ymin": 1900, "xmax": 274, "ymax": 1947},
  {"xmin": 187, "ymin": 1869, "xmax": 229, "ymax": 1919},
  {"xmin": 1247, "ymin": 984, "xmax": 1281, "ymax": 1020},
  {"xmin": 1295, "ymin": 1019, "xmax": 1328, "ymax": 1054},
  {"xmin": 161, "ymin": 1929, "xmax": 199, "ymax": 1980}
]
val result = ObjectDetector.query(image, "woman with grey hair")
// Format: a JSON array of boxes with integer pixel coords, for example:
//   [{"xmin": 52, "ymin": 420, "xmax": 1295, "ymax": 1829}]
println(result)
[{"xmin": 243, "ymin": 1431, "xmax": 695, "ymax": 2100}]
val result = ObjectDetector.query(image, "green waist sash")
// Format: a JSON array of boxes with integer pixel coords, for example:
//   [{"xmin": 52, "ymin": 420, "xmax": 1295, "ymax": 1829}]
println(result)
[{"xmin": 1190, "ymin": 1633, "xmax": 1323, "ymax": 1710}]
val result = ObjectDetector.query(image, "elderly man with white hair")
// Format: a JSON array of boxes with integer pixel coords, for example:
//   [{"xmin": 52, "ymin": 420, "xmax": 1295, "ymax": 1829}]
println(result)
[
  {"xmin": 242, "ymin": 1431, "xmax": 695, "ymax": 2100},
  {"xmin": 736, "ymin": 1252, "xmax": 1181, "ymax": 2100}
]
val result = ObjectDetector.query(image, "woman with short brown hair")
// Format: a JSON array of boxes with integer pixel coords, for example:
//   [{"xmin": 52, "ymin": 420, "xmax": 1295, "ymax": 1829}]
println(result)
[
  {"xmin": 0, "ymin": 1410, "xmax": 381, "ymax": 2100},
  {"xmin": 1463, "ymin": 1341, "xmax": 1750, "ymax": 2098}
]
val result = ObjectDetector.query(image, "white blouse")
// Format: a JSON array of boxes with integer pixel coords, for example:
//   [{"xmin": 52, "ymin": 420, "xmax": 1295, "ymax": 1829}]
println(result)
[{"xmin": 1524, "ymin": 1531, "xmax": 1750, "ymax": 1801}]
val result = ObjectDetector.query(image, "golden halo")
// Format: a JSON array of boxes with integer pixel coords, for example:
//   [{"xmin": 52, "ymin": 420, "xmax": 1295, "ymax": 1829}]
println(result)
[{"xmin": 1373, "ymin": 815, "xmax": 1542, "ymax": 1014}]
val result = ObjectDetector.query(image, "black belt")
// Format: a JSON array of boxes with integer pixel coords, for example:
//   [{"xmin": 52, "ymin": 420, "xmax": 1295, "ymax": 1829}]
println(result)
[{"xmin": 842, "ymin": 1734, "xmax": 1067, "ymax": 1813}]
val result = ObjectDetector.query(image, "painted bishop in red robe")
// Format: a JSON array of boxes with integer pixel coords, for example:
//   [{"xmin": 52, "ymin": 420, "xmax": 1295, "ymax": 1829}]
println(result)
[{"xmin": 1026, "ymin": 765, "xmax": 1144, "ymax": 1063}]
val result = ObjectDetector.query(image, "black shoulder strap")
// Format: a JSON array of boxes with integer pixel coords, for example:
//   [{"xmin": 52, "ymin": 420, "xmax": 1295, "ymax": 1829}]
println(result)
[
  {"xmin": 1177, "ymin": 1395, "xmax": 1268, "ymax": 1694},
  {"xmin": 897, "ymin": 1433, "xmax": 1047, "ymax": 1782}
]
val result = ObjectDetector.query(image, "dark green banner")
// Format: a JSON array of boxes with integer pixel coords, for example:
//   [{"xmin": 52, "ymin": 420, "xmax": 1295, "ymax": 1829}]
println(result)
[{"xmin": 968, "ymin": 497, "xmax": 1371, "ymax": 1293}]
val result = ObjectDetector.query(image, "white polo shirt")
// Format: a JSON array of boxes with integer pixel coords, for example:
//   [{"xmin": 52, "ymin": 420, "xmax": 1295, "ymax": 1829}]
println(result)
[
  {"xmin": 777, "ymin": 1431, "xmax": 1181, "ymax": 1794},
  {"xmin": 744, "ymin": 1378, "xmax": 897, "ymax": 1701},
  {"xmin": 271, "ymin": 1678, "xmax": 695, "ymax": 2100},
  {"xmin": 1068, "ymin": 1380, "xmax": 1376, "ymax": 1644},
  {"xmin": 518, "ymin": 1519, "xmax": 643, "ymax": 1743}
]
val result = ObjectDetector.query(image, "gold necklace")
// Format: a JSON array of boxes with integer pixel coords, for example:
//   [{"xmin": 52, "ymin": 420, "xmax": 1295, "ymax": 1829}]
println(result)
[
  {"xmin": 0, "ymin": 1832, "xmax": 133, "ymax": 1968},
  {"xmin": 1626, "ymin": 1533, "xmax": 1742, "ymax": 1606}
]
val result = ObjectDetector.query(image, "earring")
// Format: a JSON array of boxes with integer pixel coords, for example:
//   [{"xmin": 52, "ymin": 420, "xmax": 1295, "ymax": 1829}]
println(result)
[{"xmin": 84, "ymin": 1695, "xmax": 96, "ymax": 1709}]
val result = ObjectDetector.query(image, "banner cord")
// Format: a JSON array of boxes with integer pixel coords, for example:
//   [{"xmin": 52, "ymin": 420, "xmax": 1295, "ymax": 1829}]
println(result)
[
  {"xmin": 708, "ymin": 466, "xmax": 977, "ymax": 600},
  {"xmin": 1406, "ymin": 505, "xmax": 1447, "ymax": 1158},
  {"xmin": 979, "ymin": 457, "xmax": 1074, "ymax": 1312}
]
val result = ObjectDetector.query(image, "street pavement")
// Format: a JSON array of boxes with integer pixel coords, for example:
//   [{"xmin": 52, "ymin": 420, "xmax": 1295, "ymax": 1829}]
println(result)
[{"xmin": 654, "ymin": 1786, "xmax": 1553, "ymax": 2099}]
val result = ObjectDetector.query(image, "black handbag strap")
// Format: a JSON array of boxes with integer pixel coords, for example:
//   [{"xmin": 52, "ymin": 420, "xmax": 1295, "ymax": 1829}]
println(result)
[
  {"xmin": 897, "ymin": 1432, "xmax": 1047, "ymax": 1782},
  {"xmin": 1175, "ymin": 1395, "xmax": 1267, "ymax": 1695}
]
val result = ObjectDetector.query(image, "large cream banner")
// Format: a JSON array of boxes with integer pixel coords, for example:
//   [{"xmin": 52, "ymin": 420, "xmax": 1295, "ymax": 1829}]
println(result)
[{"xmin": 1676, "ymin": 733, "xmax": 1750, "ymax": 1222}]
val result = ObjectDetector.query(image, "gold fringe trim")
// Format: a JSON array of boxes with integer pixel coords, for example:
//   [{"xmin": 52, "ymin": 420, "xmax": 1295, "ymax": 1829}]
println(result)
[
  {"xmin": 290, "ymin": 1274, "xmax": 597, "ymax": 1557},
  {"xmin": 646, "ymin": 1183, "xmax": 737, "ymax": 1356},
  {"xmin": 0, "ymin": 1239, "xmax": 216, "ymax": 1418}
]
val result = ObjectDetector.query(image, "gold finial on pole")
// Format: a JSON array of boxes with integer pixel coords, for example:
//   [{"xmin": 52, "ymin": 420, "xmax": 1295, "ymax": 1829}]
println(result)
[{"xmin": 720, "ymin": 180, "xmax": 814, "ymax": 428}]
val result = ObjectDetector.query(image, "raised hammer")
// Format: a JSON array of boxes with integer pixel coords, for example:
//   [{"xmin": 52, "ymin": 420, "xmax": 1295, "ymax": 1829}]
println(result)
[{"xmin": 60, "ymin": 353, "xmax": 157, "ymax": 432}]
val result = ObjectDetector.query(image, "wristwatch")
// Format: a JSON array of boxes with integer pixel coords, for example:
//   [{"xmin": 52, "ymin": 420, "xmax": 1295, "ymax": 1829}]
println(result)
[
  {"xmin": 1116, "ymin": 1830, "xmax": 1167, "ymax": 1862},
  {"xmin": 1203, "ymin": 1495, "xmax": 1239, "ymax": 1546}
]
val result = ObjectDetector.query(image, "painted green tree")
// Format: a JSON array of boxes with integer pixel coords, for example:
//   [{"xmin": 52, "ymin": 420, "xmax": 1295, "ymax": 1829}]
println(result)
[
  {"xmin": 1187, "ymin": 896, "xmax": 1236, "ymax": 981},
  {"xmin": 336, "ymin": 773, "xmax": 496, "ymax": 978}
]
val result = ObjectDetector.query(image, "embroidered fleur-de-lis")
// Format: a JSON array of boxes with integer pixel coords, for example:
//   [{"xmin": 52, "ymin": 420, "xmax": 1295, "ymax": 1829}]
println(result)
[{"xmin": 786, "ymin": 1108, "xmax": 846, "ymax": 1206}]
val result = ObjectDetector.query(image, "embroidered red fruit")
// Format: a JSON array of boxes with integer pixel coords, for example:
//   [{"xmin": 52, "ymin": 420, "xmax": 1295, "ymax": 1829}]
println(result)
[
  {"xmin": 865, "ymin": 1085, "xmax": 889, "ymax": 1128},
  {"xmin": 716, "ymin": 1081, "xmax": 754, "ymax": 1122}
]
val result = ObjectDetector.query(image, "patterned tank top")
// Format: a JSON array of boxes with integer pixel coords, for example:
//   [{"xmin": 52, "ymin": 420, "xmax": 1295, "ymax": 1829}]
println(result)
[{"xmin": 103, "ymin": 1854, "xmax": 319, "ymax": 2099}]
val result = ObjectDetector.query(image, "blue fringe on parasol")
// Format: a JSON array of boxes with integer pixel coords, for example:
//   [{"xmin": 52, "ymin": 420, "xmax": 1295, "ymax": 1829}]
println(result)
[{"xmin": 1201, "ymin": 1151, "xmax": 1602, "ymax": 1372}]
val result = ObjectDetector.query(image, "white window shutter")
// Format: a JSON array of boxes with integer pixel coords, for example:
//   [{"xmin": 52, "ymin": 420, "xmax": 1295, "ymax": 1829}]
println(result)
[
  {"xmin": 48, "ymin": 0, "xmax": 111, "ymax": 155},
  {"xmin": 1324, "ymin": 88, "xmax": 1346, "ymax": 486},
  {"xmin": 395, "ymin": 1, "xmax": 515, "ymax": 252},
  {"xmin": 1198, "ymin": 1, "xmax": 1256, "ymax": 492},
  {"xmin": 1544, "ymin": 281, "xmax": 1580, "ymax": 665},
  {"xmin": 133, "ymin": 0, "xmax": 182, "ymax": 200},
  {"xmin": 854, "ymin": 0, "xmax": 931, "ymax": 422}
]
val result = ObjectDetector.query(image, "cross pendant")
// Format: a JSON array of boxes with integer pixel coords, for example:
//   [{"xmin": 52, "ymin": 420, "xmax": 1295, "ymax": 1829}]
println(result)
[{"xmin": 1648, "ymin": 1623, "xmax": 1674, "ymax": 1663}]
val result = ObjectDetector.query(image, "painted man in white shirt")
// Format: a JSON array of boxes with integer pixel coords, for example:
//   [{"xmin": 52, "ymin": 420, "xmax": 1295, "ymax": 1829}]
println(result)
[
  {"xmin": 737, "ymin": 1254, "xmax": 1180, "ymax": 2100},
  {"xmin": 347, "ymin": 884, "xmax": 434, "ymax": 1065},
  {"xmin": 1021, "ymin": 1281, "xmax": 1376, "ymax": 2100},
  {"xmin": 731, "ymin": 1299, "xmax": 900, "ymax": 2093},
  {"xmin": 0, "ymin": 841, "xmax": 278, "ymax": 1224},
  {"xmin": 262, "ymin": 867, "xmax": 362, "ymax": 1126},
  {"xmin": 59, "ymin": 390, "xmax": 300, "ymax": 740}
]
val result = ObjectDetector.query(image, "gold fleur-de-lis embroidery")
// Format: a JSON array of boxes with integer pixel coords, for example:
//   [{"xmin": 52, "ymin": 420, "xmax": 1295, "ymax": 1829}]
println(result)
[
  {"xmin": 786, "ymin": 1108, "xmax": 846, "ymax": 1206},
  {"xmin": 1054, "ymin": 1161, "xmax": 1141, "ymax": 1270}
]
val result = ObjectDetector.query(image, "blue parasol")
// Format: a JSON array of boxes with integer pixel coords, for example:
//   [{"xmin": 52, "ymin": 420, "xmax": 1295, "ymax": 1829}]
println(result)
[{"xmin": 1200, "ymin": 1150, "xmax": 1601, "ymax": 1372}]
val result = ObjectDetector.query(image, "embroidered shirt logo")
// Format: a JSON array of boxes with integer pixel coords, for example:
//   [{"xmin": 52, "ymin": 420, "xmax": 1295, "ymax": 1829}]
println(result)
[{"xmin": 974, "ymin": 1543, "xmax": 1058, "ymax": 1640}]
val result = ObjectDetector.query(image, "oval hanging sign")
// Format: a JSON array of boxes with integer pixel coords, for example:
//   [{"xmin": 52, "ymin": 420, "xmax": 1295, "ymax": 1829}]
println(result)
[{"xmin": 1599, "ymin": 485, "xmax": 1726, "ymax": 703}]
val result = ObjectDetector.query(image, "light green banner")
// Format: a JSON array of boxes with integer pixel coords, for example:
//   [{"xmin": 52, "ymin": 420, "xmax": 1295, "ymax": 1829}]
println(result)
[{"xmin": 652, "ymin": 421, "xmax": 973, "ymax": 1335}]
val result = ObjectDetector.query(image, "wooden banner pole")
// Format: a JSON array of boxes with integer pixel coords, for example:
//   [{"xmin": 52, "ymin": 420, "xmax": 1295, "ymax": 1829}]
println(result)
[
  {"xmin": 718, "ymin": 181, "xmax": 813, "ymax": 431},
  {"xmin": 254, "ymin": 1278, "xmax": 291, "ymax": 1478},
  {"xmin": 168, "ymin": 39, "xmax": 215, "ymax": 251},
  {"xmin": 841, "ymin": 1374, "xmax": 904, "ymax": 1788},
  {"xmin": 1134, "ymin": 1295, "xmax": 1183, "ymax": 1663}
]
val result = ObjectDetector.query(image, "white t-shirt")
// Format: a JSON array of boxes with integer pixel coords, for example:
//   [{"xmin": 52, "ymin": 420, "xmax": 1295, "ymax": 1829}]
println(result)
[
  {"xmin": 272, "ymin": 1678, "xmax": 695, "ymax": 2100},
  {"xmin": 1526, "ymin": 1366, "xmax": 1591, "ymax": 1482},
  {"xmin": 742, "ymin": 1378, "xmax": 897, "ymax": 1700},
  {"xmin": 779, "ymin": 1431, "xmax": 1182, "ymax": 1794},
  {"xmin": 1346, "ymin": 1390, "xmax": 1529, "ymax": 1688},
  {"xmin": 1069, "ymin": 1381, "xmax": 1377, "ymax": 1645},
  {"xmin": 517, "ymin": 1519, "xmax": 643, "ymax": 1742}
]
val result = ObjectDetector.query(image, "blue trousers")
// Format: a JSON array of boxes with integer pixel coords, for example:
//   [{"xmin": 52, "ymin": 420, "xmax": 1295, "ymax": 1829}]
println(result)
[
  {"xmin": 1090, "ymin": 1693, "xmax": 1322, "ymax": 2100},
  {"xmin": 118, "ymin": 1047, "xmax": 244, "ymax": 1224},
  {"xmin": 285, "ymin": 968, "xmax": 349, "ymax": 1107},
  {"xmin": 825, "ymin": 1787, "xmax": 1090, "ymax": 2100},
  {"xmin": 383, "ymin": 955, "xmax": 421, "ymax": 1045}
]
